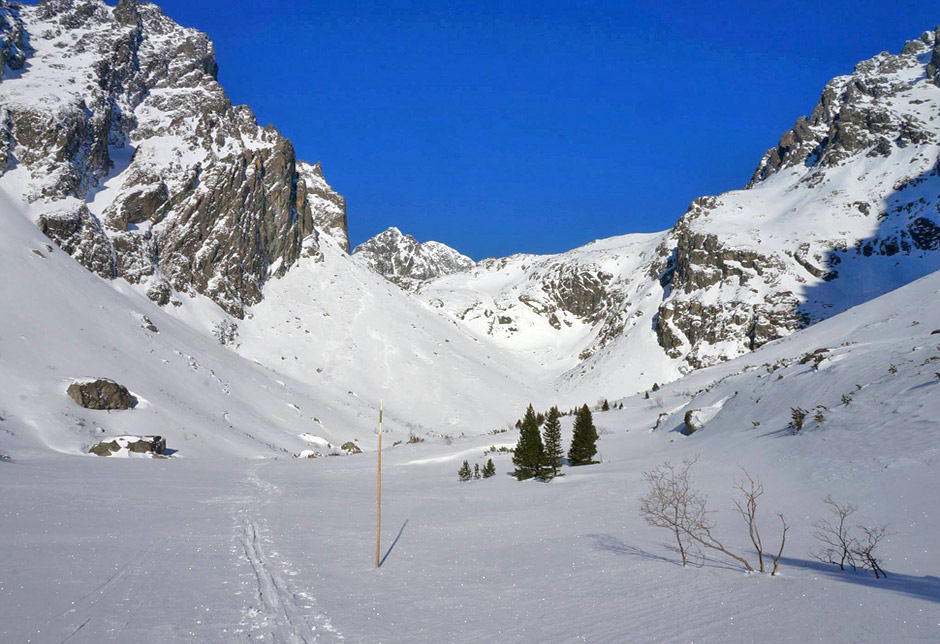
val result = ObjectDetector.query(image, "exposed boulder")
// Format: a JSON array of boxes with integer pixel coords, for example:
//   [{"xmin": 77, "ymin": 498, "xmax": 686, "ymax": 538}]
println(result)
[
  {"xmin": 67, "ymin": 378, "xmax": 135, "ymax": 410},
  {"xmin": 88, "ymin": 435, "xmax": 167, "ymax": 457},
  {"xmin": 341, "ymin": 441, "xmax": 362, "ymax": 455},
  {"xmin": 683, "ymin": 409, "xmax": 701, "ymax": 435}
]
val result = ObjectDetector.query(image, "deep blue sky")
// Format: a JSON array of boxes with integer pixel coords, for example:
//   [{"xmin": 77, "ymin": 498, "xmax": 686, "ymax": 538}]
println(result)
[{"xmin": 150, "ymin": 1, "xmax": 937, "ymax": 259}]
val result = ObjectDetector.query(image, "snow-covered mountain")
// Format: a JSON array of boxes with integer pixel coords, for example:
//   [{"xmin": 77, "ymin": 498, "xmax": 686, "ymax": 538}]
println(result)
[
  {"xmin": 0, "ymin": 0, "xmax": 542, "ymax": 457},
  {"xmin": 1, "ymin": 1, "xmax": 940, "ymax": 455},
  {"xmin": 0, "ymin": 0, "xmax": 348, "ymax": 317},
  {"xmin": 352, "ymin": 226, "xmax": 475, "ymax": 290},
  {"xmin": 405, "ymin": 27, "xmax": 940, "ymax": 399}
]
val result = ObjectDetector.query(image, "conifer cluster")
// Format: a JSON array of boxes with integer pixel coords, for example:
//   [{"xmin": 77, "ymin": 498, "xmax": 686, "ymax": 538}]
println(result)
[
  {"xmin": 512, "ymin": 403, "xmax": 598, "ymax": 481},
  {"xmin": 458, "ymin": 458, "xmax": 495, "ymax": 481}
]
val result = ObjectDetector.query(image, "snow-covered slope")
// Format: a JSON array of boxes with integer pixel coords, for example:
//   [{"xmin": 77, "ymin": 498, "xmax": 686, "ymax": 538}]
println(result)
[
  {"xmin": 352, "ymin": 226, "xmax": 475, "ymax": 290},
  {"xmin": 419, "ymin": 232, "xmax": 679, "ymax": 396},
  {"xmin": 2, "ymin": 259, "xmax": 938, "ymax": 643},
  {"xmin": 0, "ymin": 186, "xmax": 541, "ymax": 459}
]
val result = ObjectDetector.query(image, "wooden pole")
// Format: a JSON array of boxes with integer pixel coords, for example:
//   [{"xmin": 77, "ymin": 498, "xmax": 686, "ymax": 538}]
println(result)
[{"xmin": 376, "ymin": 399, "xmax": 383, "ymax": 568}]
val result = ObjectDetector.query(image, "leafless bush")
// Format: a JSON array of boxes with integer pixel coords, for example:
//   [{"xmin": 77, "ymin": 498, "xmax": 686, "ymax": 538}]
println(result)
[
  {"xmin": 852, "ymin": 525, "xmax": 889, "ymax": 579},
  {"xmin": 812, "ymin": 495, "xmax": 889, "ymax": 578},
  {"xmin": 812, "ymin": 496, "xmax": 858, "ymax": 571},
  {"xmin": 640, "ymin": 459, "xmax": 752, "ymax": 571},
  {"xmin": 733, "ymin": 470, "xmax": 765, "ymax": 572},
  {"xmin": 771, "ymin": 514, "xmax": 789, "ymax": 576},
  {"xmin": 639, "ymin": 457, "xmax": 699, "ymax": 566},
  {"xmin": 732, "ymin": 469, "xmax": 788, "ymax": 575}
]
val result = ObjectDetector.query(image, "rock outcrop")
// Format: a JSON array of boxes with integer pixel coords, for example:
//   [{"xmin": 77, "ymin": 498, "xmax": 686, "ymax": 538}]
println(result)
[
  {"xmin": 67, "ymin": 378, "xmax": 135, "ymax": 410},
  {"xmin": 89, "ymin": 435, "xmax": 166, "ymax": 456}
]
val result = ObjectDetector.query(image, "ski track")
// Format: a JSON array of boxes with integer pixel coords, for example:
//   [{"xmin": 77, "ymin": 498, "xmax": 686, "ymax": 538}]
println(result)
[
  {"xmin": 236, "ymin": 462, "xmax": 342, "ymax": 643},
  {"xmin": 38, "ymin": 537, "xmax": 171, "ymax": 644}
]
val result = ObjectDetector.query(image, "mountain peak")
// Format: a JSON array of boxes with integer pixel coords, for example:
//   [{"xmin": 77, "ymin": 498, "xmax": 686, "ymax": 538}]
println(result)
[
  {"xmin": 748, "ymin": 25, "xmax": 940, "ymax": 188},
  {"xmin": 353, "ymin": 228, "xmax": 474, "ymax": 290}
]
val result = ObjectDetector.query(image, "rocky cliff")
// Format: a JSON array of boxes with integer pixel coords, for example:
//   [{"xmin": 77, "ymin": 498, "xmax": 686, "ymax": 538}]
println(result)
[
  {"xmin": 649, "ymin": 28, "xmax": 940, "ymax": 369},
  {"xmin": 0, "ymin": 0, "xmax": 347, "ymax": 317}
]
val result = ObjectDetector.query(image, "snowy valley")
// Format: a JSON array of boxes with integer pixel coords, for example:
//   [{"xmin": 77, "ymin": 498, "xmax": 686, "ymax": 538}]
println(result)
[{"xmin": 1, "ymin": 1, "xmax": 939, "ymax": 642}]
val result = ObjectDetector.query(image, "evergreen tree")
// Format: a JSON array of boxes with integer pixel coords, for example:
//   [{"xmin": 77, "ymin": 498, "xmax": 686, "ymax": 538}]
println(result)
[
  {"xmin": 542, "ymin": 406, "xmax": 564, "ymax": 479},
  {"xmin": 458, "ymin": 460, "xmax": 472, "ymax": 481},
  {"xmin": 601, "ymin": 399, "xmax": 610, "ymax": 411},
  {"xmin": 568, "ymin": 404, "xmax": 598, "ymax": 466},
  {"xmin": 652, "ymin": 382, "xmax": 660, "ymax": 392},
  {"xmin": 473, "ymin": 463, "xmax": 481, "ymax": 479},
  {"xmin": 482, "ymin": 458, "xmax": 496, "ymax": 478},
  {"xmin": 512, "ymin": 404, "xmax": 545, "ymax": 480},
  {"xmin": 536, "ymin": 412, "xmax": 545, "ymax": 426}
]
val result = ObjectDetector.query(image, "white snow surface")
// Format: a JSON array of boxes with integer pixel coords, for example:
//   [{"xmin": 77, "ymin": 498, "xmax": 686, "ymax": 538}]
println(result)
[{"xmin": 3, "ymin": 173, "xmax": 940, "ymax": 639}]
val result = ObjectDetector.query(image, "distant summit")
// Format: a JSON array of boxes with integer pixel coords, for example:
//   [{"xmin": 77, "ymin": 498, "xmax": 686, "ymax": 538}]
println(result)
[{"xmin": 352, "ymin": 227, "xmax": 475, "ymax": 290}]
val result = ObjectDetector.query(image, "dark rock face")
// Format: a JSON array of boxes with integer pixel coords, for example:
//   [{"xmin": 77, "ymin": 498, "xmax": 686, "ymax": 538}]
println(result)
[
  {"xmin": 928, "ymin": 27, "xmax": 940, "ymax": 87},
  {"xmin": 67, "ymin": 378, "xmax": 134, "ymax": 410},
  {"xmin": 540, "ymin": 263, "xmax": 612, "ymax": 322},
  {"xmin": 0, "ymin": 0, "xmax": 347, "ymax": 317},
  {"xmin": 909, "ymin": 217, "xmax": 940, "ymax": 250},
  {"xmin": 649, "ymin": 207, "xmax": 804, "ymax": 368},
  {"xmin": 0, "ymin": 3, "xmax": 27, "ymax": 77},
  {"xmin": 37, "ymin": 205, "xmax": 115, "ymax": 279}
]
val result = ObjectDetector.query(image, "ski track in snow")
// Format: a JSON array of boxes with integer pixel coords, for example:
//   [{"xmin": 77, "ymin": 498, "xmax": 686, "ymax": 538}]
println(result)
[
  {"xmin": 39, "ymin": 537, "xmax": 173, "ymax": 643},
  {"xmin": 235, "ymin": 462, "xmax": 342, "ymax": 643}
]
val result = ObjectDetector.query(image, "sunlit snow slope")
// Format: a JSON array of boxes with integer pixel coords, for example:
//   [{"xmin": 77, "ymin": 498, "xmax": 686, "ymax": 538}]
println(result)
[{"xmin": 0, "ymin": 189, "xmax": 541, "ymax": 458}]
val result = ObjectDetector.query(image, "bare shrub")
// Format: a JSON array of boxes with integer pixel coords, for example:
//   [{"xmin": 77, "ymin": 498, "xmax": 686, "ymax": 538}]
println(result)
[
  {"xmin": 812, "ymin": 495, "xmax": 858, "ymax": 571},
  {"xmin": 732, "ymin": 469, "xmax": 789, "ymax": 575},
  {"xmin": 771, "ymin": 514, "xmax": 789, "ymax": 576},
  {"xmin": 640, "ymin": 458, "xmax": 755, "ymax": 572},
  {"xmin": 852, "ymin": 525, "xmax": 889, "ymax": 579},
  {"xmin": 812, "ymin": 495, "xmax": 889, "ymax": 579},
  {"xmin": 732, "ymin": 469, "xmax": 765, "ymax": 572},
  {"xmin": 639, "ymin": 457, "xmax": 698, "ymax": 566}
]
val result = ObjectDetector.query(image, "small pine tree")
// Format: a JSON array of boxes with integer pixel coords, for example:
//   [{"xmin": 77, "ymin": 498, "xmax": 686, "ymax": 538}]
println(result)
[
  {"xmin": 644, "ymin": 391, "xmax": 650, "ymax": 399},
  {"xmin": 601, "ymin": 399, "xmax": 610, "ymax": 411},
  {"xmin": 542, "ymin": 406, "xmax": 564, "ymax": 479},
  {"xmin": 458, "ymin": 460, "xmax": 472, "ymax": 481},
  {"xmin": 619, "ymin": 402, "xmax": 624, "ymax": 410},
  {"xmin": 536, "ymin": 412, "xmax": 545, "ymax": 426},
  {"xmin": 512, "ymin": 404, "xmax": 545, "ymax": 480},
  {"xmin": 482, "ymin": 458, "xmax": 496, "ymax": 478},
  {"xmin": 651, "ymin": 382, "xmax": 660, "ymax": 392},
  {"xmin": 568, "ymin": 404, "xmax": 599, "ymax": 466},
  {"xmin": 473, "ymin": 463, "xmax": 481, "ymax": 479}
]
